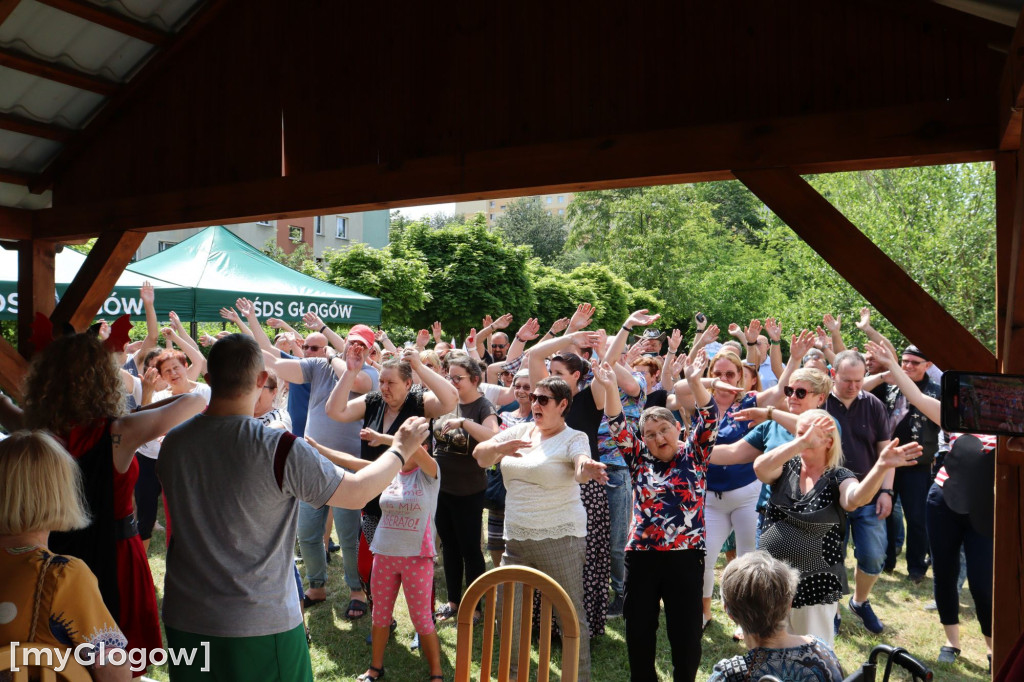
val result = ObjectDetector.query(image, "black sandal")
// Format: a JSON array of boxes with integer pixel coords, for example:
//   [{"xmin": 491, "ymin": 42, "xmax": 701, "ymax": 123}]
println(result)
[{"xmin": 356, "ymin": 665, "xmax": 384, "ymax": 681}]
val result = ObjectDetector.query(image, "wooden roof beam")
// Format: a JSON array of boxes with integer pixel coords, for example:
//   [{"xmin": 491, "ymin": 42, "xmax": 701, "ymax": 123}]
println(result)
[
  {"xmin": 17, "ymin": 239, "xmax": 54, "ymax": 356},
  {"xmin": 0, "ymin": 168, "xmax": 33, "ymax": 186},
  {"xmin": 35, "ymin": 100, "xmax": 997, "ymax": 239},
  {"xmin": 734, "ymin": 167, "xmax": 997, "ymax": 372},
  {"xmin": 0, "ymin": 206, "xmax": 32, "ymax": 240},
  {"xmin": 0, "ymin": 111, "xmax": 73, "ymax": 142},
  {"xmin": 999, "ymin": 6, "xmax": 1024, "ymax": 150},
  {"xmin": 50, "ymin": 230, "xmax": 145, "ymax": 333},
  {"xmin": 0, "ymin": 46, "xmax": 118, "ymax": 95},
  {"xmin": 35, "ymin": 0, "xmax": 170, "ymax": 45},
  {"xmin": 0, "ymin": 0, "xmax": 21, "ymax": 25},
  {"xmin": 0, "ymin": 335, "xmax": 27, "ymax": 402}
]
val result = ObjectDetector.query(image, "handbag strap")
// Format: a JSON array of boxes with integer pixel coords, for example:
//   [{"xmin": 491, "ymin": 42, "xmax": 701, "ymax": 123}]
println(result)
[{"xmin": 28, "ymin": 551, "xmax": 55, "ymax": 642}]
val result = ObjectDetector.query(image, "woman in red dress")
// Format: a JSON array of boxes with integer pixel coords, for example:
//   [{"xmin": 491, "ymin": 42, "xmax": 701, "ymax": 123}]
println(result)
[{"xmin": 3, "ymin": 330, "xmax": 205, "ymax": 674}]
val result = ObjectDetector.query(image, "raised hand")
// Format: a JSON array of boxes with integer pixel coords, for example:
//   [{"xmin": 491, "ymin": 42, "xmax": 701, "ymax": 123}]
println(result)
[
  {"xmin": 401, "ymin": 346, "xmax": 423, "ymax": 366},
  {"xmin": 814, "ymin": 327, "xmax": 832, "ymax": 350},
  {"xmin": 667, "ymin": 329, "xmax": 682, "ymax": 353},
  {"xmin": 568, "ymin": 303, "xmax": 596, "ymax": 332},
  {"xmin": 744, "ymin": 319, "xmax": 762, "ymax": 344},
  {"xmin": 800, "ymin": 416, "xmax": 836, "ymax": 450},
  {"xmin": 578, "ymin": 458, "xmax": 609, "ymax": 484},
  {"xmin": 698, "ymin": 324, "xmax": 720, "ymax": 346},
  {"xmin": 550, "ymin": 317, "xmax": 570, "ymax": 334},
  {"xmin": 219, "ymin": 307, "xmax": 240, "ymax": 323},
  {"xmin": 517, "ymin": 318, "xmax": 541, "ymax": 342},
  {"xmin": 160, "ymin": 326, "xmax": 174, "ymax": 338},
  {"xmin": 235, "ymin": 297, "xmax": 254, "ymax": 318},
  {"xmin": 199, "ymin": 333, "xmax": 216, "ymax": 347},
  {"xmin": 142, "ymin": 366, "xmax": 162, "ymax": 390},
  {"xmin": 267, "ymin": 318, "xmax": 285, "ymax": 329},
  {"xmin": 855, "ymin": 307, "xmax": 872, "ymax": 331},
  {"xmin": 865, "ymin": 340, "xmax": 897, "ymax": 368},
  {"xmin": 394, "ymin": 417, "xmax": 431, "ymax": 459},
  {"xmin": 764, "ymin": 317, "xmax": 782, "ymax": 342},
  {"xmin": 466, "ymin": 328, "xmax": 477, "ymax": 347},
  {"xmin": 481, "ymin": 314, "xmax": 494, "ymax": 329},
  {"xmin": 570, "ymin": 330, "xmax": 601, "ymax": 349},
  {"xmin": 593, "ymin": 361, "xmax": 616, "ymax": 387},
  {"xmin": 823, "ymin": 313, "xmax": 841, "ymax": 334},
  {"xmin": 431, "ymin": 321, "xmax": 443, "ymax": 343},
  {"xmin": 790, "ymin": 329, "xmax": 816, "ymax": 361},
  {"xmin": 345, "ymin": 342, "xmax": 366, "ymax": 371},
  {"xmin": 140, "ymin": 281, "xmax": 155, "ymax": 304},
  {"xmin": 625, "ymin": 341, "xmax": 643, "ymax": 365},
  {"xmin": 683, "ymin": 349, "xmax": 708, "ymax": 381},
  {"xmin": 877, "ymin": 438, "xmax": 924, "ymax": 469},
  {"xmin": 493, "ymin": 313, "xmax": 513, "ymax": 330},
  {"xmin": 593, "ymin": 328, "xmax": 609, "ymax": 354},
  {"xmin": 728, "ymin": 322, "xmax": 744, "ymax": 340},
  {"xmin": 169, "ymin": 310, "xmax": 182, "ymax": 327},
  {"xmin": 415, "ymin": 329, "xmax": 430, "ymax": 348},
  {"xmin": 303, "ymin": 311, "xmax": 325, "ymax": 331},
  {"xmin": 626, "ymin": 309, "xmax": 661, "ymax": 329},
  {"xmin": 732, "ymin": 407, "xmax": 770, "ymax": 426}
]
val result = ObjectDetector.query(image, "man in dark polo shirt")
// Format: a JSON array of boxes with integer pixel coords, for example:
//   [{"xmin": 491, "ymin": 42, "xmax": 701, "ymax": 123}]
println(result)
[{"xmin": 826, "ymin": 350, "xmax": 892, "ymax": 634}]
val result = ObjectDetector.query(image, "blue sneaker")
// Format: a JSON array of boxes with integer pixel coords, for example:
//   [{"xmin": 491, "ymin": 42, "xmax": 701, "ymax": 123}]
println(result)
[{"xmin": 847, "ymin": 598, "xmax": 884, "ymax": 634}]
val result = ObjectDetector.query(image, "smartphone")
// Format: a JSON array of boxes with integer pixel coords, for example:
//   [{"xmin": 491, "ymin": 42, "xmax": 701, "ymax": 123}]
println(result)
[
  {"xmin": 695, "ymin": 312, "xmax": 707, "ymax": 326},
  {"xmin": 941, "ymin": 370, "xmax": 1024, "ymax": 437}
]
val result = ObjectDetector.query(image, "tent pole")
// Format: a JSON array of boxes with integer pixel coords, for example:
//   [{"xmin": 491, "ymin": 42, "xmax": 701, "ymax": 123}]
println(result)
[{"xmin": 191, "ymin": 320, "xmax": 197, "ymax": 342}]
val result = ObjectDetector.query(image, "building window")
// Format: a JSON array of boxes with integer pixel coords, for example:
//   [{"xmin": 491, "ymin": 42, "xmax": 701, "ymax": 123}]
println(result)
[
  {"xmin": 158, "ymin": 241, "xmax": 178, "ymax": 252},
  {"xmin": 489, "ymin": 213, "xmax": 494, "ymax": 221},
  {"xmin": 255, "ymin": 219, "xmax": 273, "ymax": 226},
  {"xmin": 558, "ymin": 209, "xmax": 565, "ymax": 215},
  {"xmin": 499, "ymin": 204, "xmax": 506, "ymax": 210},
  {"xmin": 558, "ymin": 195, "xmax": 565, "ymax": 203},
  {"xmin": 314, "ymin": 216, "xmax": 323, "ymax": 236},
  {"xmin": 546, "ymin": 197, "xmax": 553, "ymax": 204},
  {"xmin": 336, "ymin": 216, "xmax": 348, "ymax": 239},
  {"xmin": 289, "ymin": 225, "xmax": 303, "ymax": 242},
  {"xmin": 489, "ymin": 200, "xmax": 495, "ymax": 208}
]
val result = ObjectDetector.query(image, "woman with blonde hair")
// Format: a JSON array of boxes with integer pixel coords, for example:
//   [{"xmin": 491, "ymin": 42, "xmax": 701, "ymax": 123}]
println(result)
[
  {"xmin": 3, "ymin": 331, "xmax": 205, "ymax": 675},
  {"xmin": 752, "ymin": 410, "xmax": 922, "ymax": 645},
  {"xmin": 0, "ymin": 431, "xmax": 130, "ymax": 681}
]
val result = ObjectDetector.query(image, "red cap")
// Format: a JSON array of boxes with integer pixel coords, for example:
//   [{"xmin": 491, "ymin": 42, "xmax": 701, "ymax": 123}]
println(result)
[{"xmin": 347, "ymin": 324, "xmax": 375, "ymax": 350}]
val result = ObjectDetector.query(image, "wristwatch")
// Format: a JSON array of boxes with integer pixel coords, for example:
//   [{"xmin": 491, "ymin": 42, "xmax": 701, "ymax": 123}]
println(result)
[{"xmin": 879, "ymin": 488, "xmax": 894, "ymax": 497}]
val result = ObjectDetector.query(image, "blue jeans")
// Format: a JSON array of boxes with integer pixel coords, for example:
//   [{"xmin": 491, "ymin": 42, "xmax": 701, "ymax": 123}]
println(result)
[
  {"xmin": 605, "ymin": 467, "xmax": 631, "ymax": 597},
  {"xmin": 296, "ymin": 501, "xmax": 361, "ymax": 591},
  {"xmin": 892, "ymin": 467, "xmax": 931, "ymax": 577},
  {"xmin": 926, "ymin": 483, "xmax": 992, "ymax": 637},
  {"xmin": 846, "ymin": 503, "xmax": 887, "ymax": 576}
]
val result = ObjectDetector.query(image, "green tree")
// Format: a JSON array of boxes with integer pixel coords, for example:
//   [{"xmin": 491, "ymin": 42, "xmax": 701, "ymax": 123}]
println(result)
[
  {"xmin": 495, "ymin": 197, "xmax": 568, "ymax": 264},
  {"xmin": 321, "ymin": 243, "xmax": 431, "ymax": 329},
  {"xmin": 262, "ymin": 238, "xmax": 317, "ymax": 272},
  {"xmin": 397, "ymin": 215, "xmax": 535, "ymax": 334}
]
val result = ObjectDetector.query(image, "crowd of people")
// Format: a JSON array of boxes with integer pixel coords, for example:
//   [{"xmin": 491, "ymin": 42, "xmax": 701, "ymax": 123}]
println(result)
[{"xmin": 0, "ymin": 282, "xmax": 999, "ymax": 682}]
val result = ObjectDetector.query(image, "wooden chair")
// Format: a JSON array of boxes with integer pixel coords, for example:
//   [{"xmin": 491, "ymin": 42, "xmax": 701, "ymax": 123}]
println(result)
[
  {"xmin": 0, "ymin": 644, "xmax": 92, "ymax": 681},
  {"xmin": 454, "ymin": 565, "xmax": 580, "ymax": 682}
]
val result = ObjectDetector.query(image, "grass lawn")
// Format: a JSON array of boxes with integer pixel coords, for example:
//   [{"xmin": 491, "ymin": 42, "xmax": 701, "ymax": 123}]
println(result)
[{"xmin": 143, "ymin": 519, "xmax": 989, "ymax": 681}]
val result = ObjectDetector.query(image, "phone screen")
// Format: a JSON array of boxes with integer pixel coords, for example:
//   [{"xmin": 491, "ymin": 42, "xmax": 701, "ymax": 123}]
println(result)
[{"xmin": 941, "ymin": 371, "xmax": 1024, "ymax": 437}]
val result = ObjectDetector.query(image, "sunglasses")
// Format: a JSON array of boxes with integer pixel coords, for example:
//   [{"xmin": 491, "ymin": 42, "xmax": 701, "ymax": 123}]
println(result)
[
  {"xmin": 302, "ymin": 344, "xmax": 324, "ymax": 351},
  {"xmin": 513, "ymin": 383, "xmax": 530, "ymax": 390},
  {"xmin": 784, "ymin": 386, "xmax": 813, "ymax": 399},
  {"xmin": 491, "ymin": 343, "xmax": 508, "ymax": 349},
  {"xmin": 529, "ymin": 393, "xmax": 555, "ymax": 406},
  {"xmin": 901, "ymin": 358, "xmax": 925, "ymax": 366}
]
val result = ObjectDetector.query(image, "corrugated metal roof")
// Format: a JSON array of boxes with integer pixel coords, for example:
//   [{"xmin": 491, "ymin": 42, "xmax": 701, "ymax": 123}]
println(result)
[{"xmin": 0, "ymin": 0, "xmax": 206, "ymax": 209}]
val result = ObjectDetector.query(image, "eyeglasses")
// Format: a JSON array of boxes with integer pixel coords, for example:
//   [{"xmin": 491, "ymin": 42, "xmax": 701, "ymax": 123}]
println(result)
[
  {"xmin": 528, "ymin": 393, "xmax": 554, "ymax": 406},
  {"xmin": 448, "ymin": 374, "xmax": 467, "ymax": 384},
  {"xmin": 784, "ymin": 386, "xmax": 813, "ymax": 399},
  {"xmin": 303, "ymin": 344, "xmax": 324, "ymax": 351},
  {"xmin": 491, "ymin": 343, "xmax": 508, "ymax": 349},
  {"xmin": 901, "ymin": 358, "xmax": 925, "ymax": 366}
]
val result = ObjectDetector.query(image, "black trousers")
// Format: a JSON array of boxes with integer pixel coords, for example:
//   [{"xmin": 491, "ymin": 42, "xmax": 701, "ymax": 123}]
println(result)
[
  {"xmin": 624, "ymin": 549, "xmax": 704, "ymax": 682},
  {"xmin": 134, "ymin": 453, "xmax": 161, "ymax": 541},
  {"xmin": 435, "ymin": 490, "xmax": 486, "ymax": 605}
]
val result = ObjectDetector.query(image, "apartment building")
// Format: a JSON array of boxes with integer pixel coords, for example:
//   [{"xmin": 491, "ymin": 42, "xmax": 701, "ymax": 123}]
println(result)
[{"xmin": 455, "ymin": 193, "xmax": 574, "ymax": 226}]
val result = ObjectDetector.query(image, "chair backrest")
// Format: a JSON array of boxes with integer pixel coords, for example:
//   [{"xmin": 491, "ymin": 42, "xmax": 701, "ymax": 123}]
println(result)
[
  {"xmin": 454, "ymin": 565, "xmax": 580, "ymax": 682},
  {"xmin": 0, "ymin": 644, "xmax": 93, "ymax": 682}
]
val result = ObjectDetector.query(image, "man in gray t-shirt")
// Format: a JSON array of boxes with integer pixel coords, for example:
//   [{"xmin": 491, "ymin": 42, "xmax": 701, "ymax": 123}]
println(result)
[
  {"xmin": 159, "ymin": 334, "xmax": 427, "ymax": 681},
  {"xmin": 265, "ymin": 324, "xmax": 379, "ymax": 617}
]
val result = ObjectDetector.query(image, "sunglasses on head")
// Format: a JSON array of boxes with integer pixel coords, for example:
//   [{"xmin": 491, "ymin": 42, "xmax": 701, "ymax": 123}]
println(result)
[
  {"xmin": 529, "ymin": 393, "xmax": 554, "ymax": 406},
  {"xmin": 302, "ymin": 344, "xmax": 324, "ymax": 351},
  {"xmin": 784, "ymin": 386, "xmax": 812, "ymax": 399}
]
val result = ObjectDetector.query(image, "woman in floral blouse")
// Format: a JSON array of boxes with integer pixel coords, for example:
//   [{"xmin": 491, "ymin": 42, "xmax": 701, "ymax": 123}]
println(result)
[{"xmin": 598, "ymin": 349, "xmax": 718, "ymax": 682}]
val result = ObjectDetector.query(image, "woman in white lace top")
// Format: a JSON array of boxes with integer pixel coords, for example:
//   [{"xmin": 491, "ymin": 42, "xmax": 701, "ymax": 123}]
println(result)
[{"xmin": 474, "ymin": 376, "xmax": 608, "ymax": 682}]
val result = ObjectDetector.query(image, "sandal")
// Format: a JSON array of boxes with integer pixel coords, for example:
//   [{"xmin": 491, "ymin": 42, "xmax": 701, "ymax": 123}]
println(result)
[
  {"xmin": 303, "ymin": 594, "xmax": 326, "ymax": 609},
  {"xmin": 357, "ymin": 665, "xmax": 384, "ymax": 681},
  {"xmin": 346, "ymin": 598, "xmax": 368, "ymax": 621}
]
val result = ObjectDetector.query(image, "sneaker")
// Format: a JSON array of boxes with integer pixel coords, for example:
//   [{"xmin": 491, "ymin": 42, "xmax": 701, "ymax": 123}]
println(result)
[
  {"xmin": 909, "ymin": 573, "xmax": 927, "ymax": 586},
  {"xmin": 937, "ymin": 646, "xmax": 961, "ymax": 663},
  {"xmin": 410, "ymin": 632, "xmax": 420, "ymax": 650},
  {"xmin": 923, "ymin": 600, "xmax": 938, "ymax": 611},
  {"xmin": 434, "ymin": 603, "xmax": 457, "ymax": 623},
  {"xmin": 607, "ymin": 594, "xmax": 624, "ymax": 619},
  {"xmin": 328, "ymin": 540, "xmax": 341, "ymax": 553},
  {"xmin": 833, "ymin": 613, "xmax": 841, "ymax": 637},
  {"xmin": 847, "ymin": 598, "xmax": 884, "ymax": 634}
]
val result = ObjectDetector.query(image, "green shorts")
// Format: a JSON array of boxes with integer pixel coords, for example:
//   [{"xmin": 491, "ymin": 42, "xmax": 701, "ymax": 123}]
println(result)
[{"xmin": 165, "ymin": 623, "xmax": 312, "ymax": 682}]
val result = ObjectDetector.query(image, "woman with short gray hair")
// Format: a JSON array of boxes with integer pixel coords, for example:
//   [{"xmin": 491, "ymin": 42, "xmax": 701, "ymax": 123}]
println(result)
[{"xmin": 708, "ymin": 551, "xmax": 844, "ymax": 682}]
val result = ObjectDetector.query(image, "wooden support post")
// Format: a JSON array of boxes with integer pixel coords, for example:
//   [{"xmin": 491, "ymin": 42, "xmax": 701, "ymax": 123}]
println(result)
[
  {"xmin": 734, "ymin": 167, "xmax": 996, "ymax": 372},
  {"xmin": 0, "ymin": 336, "xmax": 27, "ymax": 402},
  {"xmin": 50, "ymin": 231, "xmax": 145, "ymax": 333},
  {"xmin": 17, "ymin": 240, "xmax": 55, "ymax": 357},
  {"xmin": 998, "ymin": 152, "xmax": 1018, "ymax": 356}
]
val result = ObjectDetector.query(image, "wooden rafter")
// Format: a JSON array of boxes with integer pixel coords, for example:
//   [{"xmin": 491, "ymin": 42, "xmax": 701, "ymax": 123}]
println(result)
[
  {"xmin": 35, "ymin": 99, "xmax": 996, "ymax": 239},
  {"xmin": 734, "ymin": 167, "xmax": 996, "ymax": 372},
  {"xmin": 999, "ymin": 6, "xmax": 1024, "ymax": 150},
  {"xmin": 0, "ymin": 0, "xmax": 21, "ymax": 25},
  {"xmin": 0, "ymin": 169, "xmax": 32, "ymax": 186},
  {"xmin": 997, "ymin": 151, "xmax": 1018, "ymax": 356},
  {"xmin": 0, "ymin": 111, "xmax": 73, "ymax": 142},
  {"xmin": 35, "ymin": 0, "xmax": 170, "ymax": 45},
  {"xmin": 0, "ymin": 46, "xmax": 118, "ymax": 95},
  {"xmin": 50, "ymin": 231, "xmax": 145, "ymax": 333},
  {"xmin": 31, "ymin": 0, "xmax": 231, "ymax": 194},
  {"xmin": 16, "ymin": 240, "xmax": 55, "ymax": 356},
  {"xmin": 0, "ymin": 206, "xmax": 32, "ymax": 240},
  {"xmin": 0, "ymin": 336, "xmax": 27, "ymax": 402}
]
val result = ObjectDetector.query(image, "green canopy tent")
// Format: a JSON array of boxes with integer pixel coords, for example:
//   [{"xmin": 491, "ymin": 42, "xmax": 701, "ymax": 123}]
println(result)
[
  {"xmin": 0, "ymin": 247, "xmax": 192, "ymax": 321},
  {"xmin": 126, "ymin": 226, "xmax": 382, "ymax": 325}
]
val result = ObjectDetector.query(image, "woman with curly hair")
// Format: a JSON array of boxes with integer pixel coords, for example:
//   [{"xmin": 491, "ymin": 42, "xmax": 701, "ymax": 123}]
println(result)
[{"xmin": 4, "ymin": 331, "xmax": 205, "ymax": 675}]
